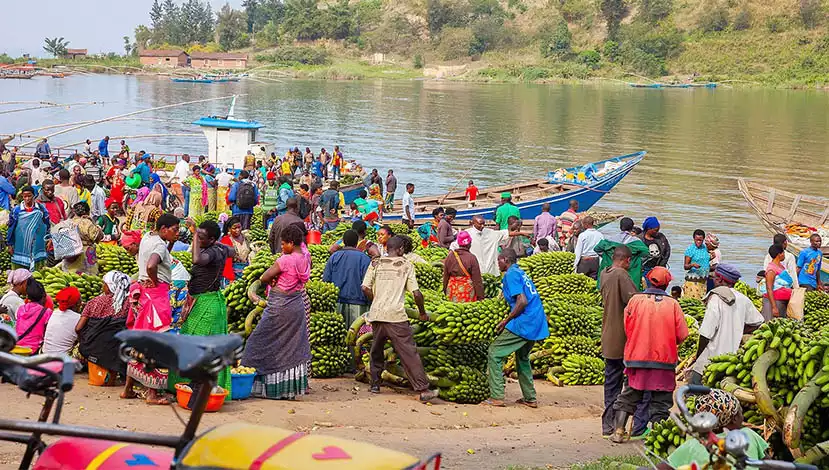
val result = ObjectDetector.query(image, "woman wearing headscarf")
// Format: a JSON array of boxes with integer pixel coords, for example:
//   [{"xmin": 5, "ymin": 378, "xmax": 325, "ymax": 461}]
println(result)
[
  {"xmin": 0, "ymin": 269, "xmax": 32, "ymax": 325},
  {"xmin": 705, "ymin": 233, "xmax": 721, "ymax": 292},
  {"xmin": 442, "ymin": 230, "xmax": 484, "ymax": 303},
  {"xmin": 638, "ymin": 216, "xmax": 671, "ymax": 285},
  {"xmin": 77, "ymin": 271, "xmax": 131, "ymax": 384},
  {"xmin": 168, "ymin": 220, "xmax": 234, "ymax": 400},
  {"xmin": 124, "ymin": 187, "xmax": 163, "ymax": 233},
  {"xmin": 7, "ymin": 186, "xmax": 51, "ymax": 271},
  {"xmin": 147, "ymin": 162, "xmax": 168, "ymax": 210},
  {"xmin": 43, "ymin": 287, "xmax": 82, "ymax": 355},
  {"xmin": 202, "ymin": 164, "xmax": 218, "ymax": 212},
  {"xmin": 242, "ymin": 224, "xmax": 311, "ymax": 400},
  {"xmin": 97, "ymin": 198, "xmax": 122, "ymax": 245},
  {"xmin": 183, "ymin": 165, "xmax": 207, "ymax": 218},
  {"xmin": 15, "ymin": 279, "xmax": 52, "ymax": 352},
  {"xmin": 220, "ymin": 215, "xmax": 251, "ymax": 282},
  {"xmin": 62, "ymin": 202, "xmax": 103, "ymax": 276}
]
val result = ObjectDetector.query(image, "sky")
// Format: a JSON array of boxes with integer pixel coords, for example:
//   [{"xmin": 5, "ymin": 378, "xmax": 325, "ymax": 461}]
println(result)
[{"xmin": 1, "ymin": 0, "xmax": 241, "ymax": 57}]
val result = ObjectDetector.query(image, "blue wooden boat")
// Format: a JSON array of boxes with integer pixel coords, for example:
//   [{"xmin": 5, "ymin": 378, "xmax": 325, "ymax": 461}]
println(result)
[
  {"xmin": 382, "ymin": 151, "xmax": 646, "ymax": 222},
  {"xmin": 171, "ymin": 77, "xmax": 213, "ymax": 83},
  {"xmin": 689, "ymin": 82, "xmax": 717, "ymax": 88},
  {"xmin": 662, "ymin": 83, "xmax": 691, "ymax": 88},
  {"xmin": 628, "ymin": 83, "xmax": 662, "ymax": 88}
]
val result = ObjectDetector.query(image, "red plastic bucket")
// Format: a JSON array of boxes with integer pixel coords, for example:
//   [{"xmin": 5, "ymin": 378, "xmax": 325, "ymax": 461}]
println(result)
[{"xmin": 307, "ymin": 230, "xmax": 322, "ymax": 245}]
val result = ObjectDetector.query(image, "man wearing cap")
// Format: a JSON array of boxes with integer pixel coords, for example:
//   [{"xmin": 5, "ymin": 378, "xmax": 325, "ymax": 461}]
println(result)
[
  {"xmin": 494, "ymin": 193, "xmax": 521, "ymax": 230},
  {"xmin": 688, "ymin": 264, "xmax": 764, "ymax": 385},
  {"xmin": 639, "ymin": 216, "xmax": 671, "ymax": 285},
  {"xmin": 609, "ymin": 266, "xmax": 689, "ymax": 443}
]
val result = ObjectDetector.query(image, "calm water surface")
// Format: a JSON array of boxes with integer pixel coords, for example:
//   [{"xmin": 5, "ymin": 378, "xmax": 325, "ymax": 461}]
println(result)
[{"xmin": 2, "ymin": 75, "xmax": 829, "ymax": 281}]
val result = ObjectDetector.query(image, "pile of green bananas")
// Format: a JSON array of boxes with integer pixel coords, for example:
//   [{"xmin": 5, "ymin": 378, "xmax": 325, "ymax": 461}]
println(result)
[
  {"xmin": 804, "ymin": 308, "xmax": 829, "ymax": 332},
  {"xmin": 0, "ymin": 225, "xmax": 9, "ymax": 271},
  {"xmin": 805, "ymin": 291, "xmax": 829, "ymax": 315},
  {"xmin": 405, "ymin": 289, "xmax": 446, "ymax": 313},
  {"xmin": 549, "ymin": 292, "xmax": 602, "ymax": 308},
  {"xmin": 32, "ymin": 267, "xmax": 103, "ymax": 302},
  {"xmin": 96, "ymin": 243, "xmax": 139, "ymax": 276},
  {"xmin": 535, "ymin": 274, "xmax": 597, "ymax": 301},
  {"xmin": 306, "ymin": 280, "xmax": 339, "ymax": 312},
  {"xmin": 644, "ymin": 418, "xmax": 685, "ymax": 458},
  {"xmin": 734, "ymin": 280, "xmax": 763, "ymax": 310},
  {"xmin": 482, "ymin": 273, "xmax": 501, "ymax": 298},
  {"xmin": 553, "ymin": 354, "xmax": 605, "ymax": 385},
  {"xmin": 224, "ymin": 250, "xmax": 276, "ymax": 325},
  {"xmin": 431, "ymin": 365, "xmax": 489, "ymax": 404},
  {"xmin": 321, "ymin": 223, "xmax": 376, "ymax": 246},
  {"xmin": 517, "ymin": 252, "xmax": 576, "ymax": 281},
  {"xmin": 678, "ymin": 297, "xmax": 705, "ymax": 323},
  {"xmin": 419, "ymin": 344, "xmax": 488, "ymax": 371},
  {"xmin": 431, "ymin": 297, "xmax": 509, "ymax": 344},
  {"xmin": 543, "ymin": 300, "xmax": 602, "ymax": 338},
  {"xmin": 309, "ymin": 311, "xmax": 347, "ymax": 346},
  {"xmin": 170, "ymin": 251, "xmax": 192, "ymax": 272},
  {"xmin": 541, "ymin": 335, "xmax": 601, "ymax": 363},
  {"xmin": 308, "ymin": 244, "xmax": 331, "ymax": 266},
  {"xmin": 413, "ymin": 246, "xmax": 449, "ymax": 263},
  {"xmin": 310, "ymin": 264, "xmax": 324, "ymax": 281},
  {"xmin": 311, "ymin": 344, "xmax": 350, "ymax": 378},
  {"xmin": 192, "ymin": 210, "xmax": 226, "ymax": 228},
  {"xmin": 679, "ymin": 315, "xmax": 699, "ymax": 360},
  {"xmin": 389, "ymin": 223, "xmax": 413, "ymax": 236},
  {"xmin": 414, "ymin": 263, "xmax": 442, "ymax": 291}
]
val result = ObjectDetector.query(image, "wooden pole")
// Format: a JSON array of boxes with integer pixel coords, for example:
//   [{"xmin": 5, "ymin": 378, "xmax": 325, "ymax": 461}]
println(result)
[
  {"xmin": 0, "ymin": 101, "xmax": 104, "ymax": 116},
  {"xmin": 15, "ymin": 116, "xmax": 194, "ymax": 137},
  {"xmin": 20, "ymin": 94, "xmax": 245, "ymax": 148},
  {"xmin": 56, "ymin": 133, "xmax": 202, "ymax": 149}
]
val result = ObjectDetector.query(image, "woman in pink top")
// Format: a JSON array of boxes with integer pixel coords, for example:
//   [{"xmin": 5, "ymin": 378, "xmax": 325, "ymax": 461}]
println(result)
[
  {"xmin": 15, "ymin": 279, "xmax": 53, "ymax": 351},
  {"xmin": 242, "ymin": 223, "xmax": 312, "ymax": 399}
]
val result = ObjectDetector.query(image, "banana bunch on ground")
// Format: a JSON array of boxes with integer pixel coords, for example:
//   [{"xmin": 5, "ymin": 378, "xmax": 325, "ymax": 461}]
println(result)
[
  {"xmin": 388, "ymin": 223, "xmax": 413, "ymax": 236},
  {"xmin": 308, "ymin": 244, "xmax": 331, "ymax": 267},
  {"xmin": 677, "ymin": 297, "xmax": 705, "ymax": 323},
  {"xmin": 482, "ymin": 273, "xmax": 501, "ymax": 298},
  {"xmin": 543, "ymin": 300, "xmax": 602, "ymax": 338},
  {"xmin": 309, "ymin": 311, "xmax": 347, "ymax": 346},
  {"xmin": 306, "ymin": 280, "xmax": 339, "ymax": 312},
  {"xmin": 413, "ymin": 246, "xmax": 449, "ymax": 263},
  {"xmin": 419, "ymin": 344, "xmax": 488, "ymax": 371},
  {"xmin": 311, "ymin": 344, "xmax": 350, "ymax": 378},
  {"xmin": 431, "ymin": 297, "xmax": 509, "ymax": 344},
  {"xmin": 805, "ymin": 308, "xmax": 829, "ymax": 332},
  {"xmin": 32, "ymin": 267, "xmax": 103, "ymax": 302},
  {"xmin": 414, "ymin": 263, "xmax": 442, "ymax": 291},
  {"xmin": 535, "ymin": 274, "xmax": 597, "ymax": 301},
  {"xmin": 806, "ymin": 291, "xmax": 829, "ymax": 314},
  {"xmin": 245, "ymin": 207, "xmax": 267, "ymax": 243},
  {"xmin": 644, "ymin": 418, "xmax": 685, "ymax": 458},
  {"xmin": 310, "ymin": 264, "xmax": 324, "ymax": 281},
  {"xmin": 96, "ymin": 243, "xmax": 139, "ymax": 276},
  {"xmin": 734, "ymin": 280, "xmax": 763, "ymax": 310},
  {"xmin": 548, "ymin": 354, "xmax": 605, "ymax": 386},
  {"xmin": 679, "ymin": 315, "xmax": 699, "ymax": 360},
  {"xmin": 170, "ymin": 251, "xmax": 192, "ymax": 273},
  {"xmin": 517, "ymin": 252, "xmax": 576, "ymax": 281},
  {"xmin": 504, "ymin": 336, "xmax": 600, "ymax": 378},
  {"xmin": 430, "ymin": 365, "xmax": 489, "ymax": 404}
]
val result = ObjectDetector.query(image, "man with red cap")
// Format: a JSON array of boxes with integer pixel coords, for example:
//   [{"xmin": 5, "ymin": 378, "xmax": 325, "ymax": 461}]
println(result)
[
  {"xmin": 609, "ymin": 266, "xmax": 689, "ymax": 443},
  {"xmin": 42, "ymin": 287, "xmax": 82, "ymax": 355}
]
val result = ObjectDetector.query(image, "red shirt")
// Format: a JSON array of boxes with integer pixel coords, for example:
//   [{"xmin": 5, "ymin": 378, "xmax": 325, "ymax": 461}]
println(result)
[
  {"xmin": 39, "ymin": 199, "xmax": 67, "ymax": 224},
  {"xmin": 465, "ymin": 185, "xmax": 479, "ymax": 201}
]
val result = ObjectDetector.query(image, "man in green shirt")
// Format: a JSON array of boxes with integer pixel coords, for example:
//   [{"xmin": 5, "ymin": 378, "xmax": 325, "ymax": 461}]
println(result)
[
  {"xmin": 494, "ymin": 192, "xmax": 521, "ymax": 230},
  {"xmin": 594, "ymin": 217, "xmax": 649, "ymax": 289}
]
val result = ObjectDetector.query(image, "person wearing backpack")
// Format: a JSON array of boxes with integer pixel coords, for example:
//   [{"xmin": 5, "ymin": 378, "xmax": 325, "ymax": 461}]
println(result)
[{"xmin": 228, "ymin": 170, "xmax": 259, "ymax": 231}]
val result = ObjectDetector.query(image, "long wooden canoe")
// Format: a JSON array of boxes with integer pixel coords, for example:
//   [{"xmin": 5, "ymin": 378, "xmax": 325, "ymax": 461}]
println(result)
[
  {"xmin": 737, "ymin": 178, "xmax": 829, "ymax": 275},
  {"xmin": 383, "ymin": 151, "xmax": 645, "ymax": 222}
]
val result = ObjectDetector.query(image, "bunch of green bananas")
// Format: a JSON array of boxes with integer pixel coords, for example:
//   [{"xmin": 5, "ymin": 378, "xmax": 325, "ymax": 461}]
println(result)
[
  {"xmin": 306, "ymin": 280, "xmax": 339, "ymax": 312},
  {"xmin": 742, "ymin": 404, "xmax": 765, "ymax": 427},
  {"xmin": 805, "ymin": 291, "xmax": 829, "ymax": 315},
  {"xmin": 678, "ymin": 297, "xmax": 705, "ymax": 323},
  {"xmin": 0, "ymin": 224, "xmax": 9, "ymax": 271},
  {"xmin": 405, "ymin": 289, "xmax": 446, "ymax": 313},
  {"xmin": 430, "ymin": 365, "xmax": 489, "ymax": 404},
  {"xmin": 309, "ymin": 311, "xmax": 347, "ymax": 347},
  {"xmin": 192, "ymin": 210, "xmax": 226, "ymax": 228},
  {"xmin": 224, "ymin": 279, "xmax": 254, "ymax": 327},
  {"xmin": 543, "ymin": 300, "xmax": 602, "ymax": 338},
  {"xmin": 310, "ymin": 264, "xmax": 324, "ymax": 281},
  {"xmin": 413, "ymin": 246, "xmax": 449, "ymax": 263},
  {"xmin": 411, "ymin": 320, "xmax": 437, "ymax": 347},
  {"xmin": 541, "ymin": 335, "xmax": 600, "ymax": 363},
  {"xmin": 431, "ymin": 297, "xmax": 509, "ymax": 344},
  {"xmin": 308, "ymin": 244, "xmax": 331, "ymax": 267},
  {"xmin": 547, "ymin": 292, "xmax": 602, "ymax": 308},
  {"xmin": 311, "ymin": 344, "xmax": 350, "ymax": 378},
  {"xmin": 679, "ymin": 315, "xmax": 699, "ymax": 360},
  {"xmin": 734, "ymin": 280, "xmax": 762, "ymax": 310},
  {"xmin": 482, "ymin": 273, "xmax": 501, "ymax": 299},
  {"xmin": 389, "ymin": 223, "xmax": 413, "ymax": 236},
  {"xmin": 96, "ymin": 243, "xmax": 139, "ymax": 276},
  {"xmin": 805, "ymin": 308, "xmax": 829, "ymax": 332},
  {"xmin": 701, "ymin": 352, "xmax": 743, "ymax": 387},
  {"xmin": 321, "ymin": 224, "xmax": 377, "ymax": 246},
  {"xmin": 535, "ymin": 274, "xmax": 597, "ymax": 301},
  {"xmin": 419, "ymin": 344, "xmax": 488, "ymax": 371},
  {"xmin": 170, "ymin": 251, "xmax": 192, "ymax": 273},
  {"xmin": 555, "ymin": 354, "xmax": 605, "ymax": 385},
  {"xmin": 644, "ymin": 418, "xmax": 685, "ymax": 458},
  {"xmin": 32, "ymin": 267, "xmax": 103, "ymax": 302},
  {"xmin": 517, "ymin": 252, "xmax": 576, "ymax": 281},
  {"xmin": 247, "ymin": 224, "xmax": 268, "ymax": 243},
  {"xmin": 414, "ymin": 263, "xmax": 442, "ymax": 291}
]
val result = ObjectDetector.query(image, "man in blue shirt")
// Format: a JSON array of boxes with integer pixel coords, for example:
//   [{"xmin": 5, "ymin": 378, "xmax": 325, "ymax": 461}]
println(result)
[
  {"xmin": 323, "ymin": 229, "xmax": 371, "ymax": 336},
  {"xmin": 485, "ymin": 247, "xmax": 550, "ymax": 407},
  {"xmin": 130, "ymin": 154, "xmax": 152, "ymax": 187},
  {"xmin": 98, "ymin": 136, "xmax": 110, "ymax": 161},
  {"xmin": 797, "ymin": 234, "xmax": 824, "ymax": 291},
  {"xmin": 311, "ymin": 157, "xmax": 324, "ymax": 182},
  {"xmin": 35, "ymin": 138, "xmax": 51, "ymax": 159},
  {"xmin": 228, "ymin": 170, "xmax": 260, "ymax": 230}
]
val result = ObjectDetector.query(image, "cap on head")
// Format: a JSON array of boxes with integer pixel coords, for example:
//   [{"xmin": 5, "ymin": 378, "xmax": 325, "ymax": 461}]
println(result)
[{"xmin": 646, "ymin": 266, "xmax": 672, "ymax": 288}]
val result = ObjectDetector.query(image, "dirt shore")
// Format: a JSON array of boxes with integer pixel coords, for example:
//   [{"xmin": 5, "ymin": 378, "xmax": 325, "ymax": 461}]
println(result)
[{"xmin": 0, "ymin": 375, "xmax": 639, "ymax": 469}]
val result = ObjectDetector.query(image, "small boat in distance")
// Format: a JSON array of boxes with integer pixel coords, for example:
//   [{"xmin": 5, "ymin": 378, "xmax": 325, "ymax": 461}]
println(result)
[
  {"xmin": 628, "ymin": 83, "xmax": 662, "ymax": 88},
  {"xmin": 628, "ymin": 82, "xmax": 717, "ymax": 89},
  {"xmin": 171, "ymin": 77, "xmax": 215, "ymax": 83},
  {"xmin": 383, "ymin": 151, "xmax": 646, "ymax": 222}
]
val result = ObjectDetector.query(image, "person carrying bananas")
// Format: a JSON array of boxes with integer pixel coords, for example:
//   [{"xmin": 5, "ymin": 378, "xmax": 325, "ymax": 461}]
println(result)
[{"xmin": 484, "ymin": 247, "xmax": 549, "ymax": 408}]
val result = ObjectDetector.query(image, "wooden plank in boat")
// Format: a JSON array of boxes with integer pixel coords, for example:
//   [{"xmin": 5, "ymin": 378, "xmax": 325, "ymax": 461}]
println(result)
[
  {"xmin": 786, "ymin": 195, "xmax": 802, "ymax": 223},
  {"xmin": 766, "ymin": 189, "xmax": 776, "ymax": 214}
]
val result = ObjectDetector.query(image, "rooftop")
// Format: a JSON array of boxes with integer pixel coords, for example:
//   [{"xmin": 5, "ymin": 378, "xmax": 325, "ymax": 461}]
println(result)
[
  {"xmin": 189, "ymin": 52, "xmax": 248, "ymax": 60},
  {"xmin": 139, "ymin": 49, "xmax": 187, "ymax": 57},
  {"xmin": 193, "ymin": 117, "xmax": 263, "ymax": 130},
  {"xmin": 65, "ymin": 49, "xmax": 87, "ymax": 55}
]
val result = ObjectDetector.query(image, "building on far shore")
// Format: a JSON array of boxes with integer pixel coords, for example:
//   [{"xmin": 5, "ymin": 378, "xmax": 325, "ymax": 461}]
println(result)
[
  {"xmin": 65, "ymin": 49, "xmax": 87, "ymax": 59},
  {"xmin": 138, "ymin": 49, "xmax": 189, "ymax": 68},
  {"xmin": 190, "ymin": 52, "xmax": 248, "ymax": 70}
]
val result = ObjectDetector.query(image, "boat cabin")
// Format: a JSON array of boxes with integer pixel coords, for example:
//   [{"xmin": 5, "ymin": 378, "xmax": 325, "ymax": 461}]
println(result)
[{"xmin": 193, "ymin": 116, "xmax": 272, "ymax": 170}]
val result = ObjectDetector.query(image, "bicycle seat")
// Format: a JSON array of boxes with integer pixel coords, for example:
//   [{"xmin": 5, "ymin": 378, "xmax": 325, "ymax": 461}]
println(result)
[
  {"xmin": 0, "ymin": 361, "xmax": 64, "ymax": 396},
  {"xmin": 115, "ymin": 332, "xmax": 242, "ymax": 381}
]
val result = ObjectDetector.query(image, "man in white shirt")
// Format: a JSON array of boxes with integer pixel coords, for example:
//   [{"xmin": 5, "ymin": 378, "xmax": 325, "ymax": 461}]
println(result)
[
  {"xmin": 466, "ymin": 215, "xmax": 510, "ymax": 276},
  {"xmin": 689, "ymin": 264, "xmax": 764, "ymax": 385},
  {"xmin": 401, "ymin": 183, "xmax": 416, "ymax": 229},
  {"xmin": 217, "ymin": 167, "xmax": 234, "ymax": 188},
  {"xmin": 573, "ymin": 215, "xmax": 604, "ymax": 279},
  {"xmin": 762, "ymin": 234, "xmax": 799, "ymax": 289},
  {"xmin": 171, "ymin": 154, "xmax": 191, "ymax": 215}
]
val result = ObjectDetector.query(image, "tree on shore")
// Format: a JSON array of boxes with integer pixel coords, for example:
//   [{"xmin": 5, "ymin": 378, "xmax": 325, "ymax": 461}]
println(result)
[{"xmin": 43, "ymin": 37, "xmax": 70, "ymax": 58}]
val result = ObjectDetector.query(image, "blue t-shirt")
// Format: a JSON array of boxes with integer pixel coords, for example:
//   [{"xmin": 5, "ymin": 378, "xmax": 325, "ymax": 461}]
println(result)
[
  {"xmin": 312, "ymin": 161, "xmax": 324, "ymax": 178},
  {"xmin": 502, "ymin": 265, "xmax": 549, "ymax": 341},
  {"xmin": 684, "ymin": 243, "xmax": 710, "ymax": 279},
  {"xmin": 797, "ymin": 247, "xmax": 822, "ymax": 288}
]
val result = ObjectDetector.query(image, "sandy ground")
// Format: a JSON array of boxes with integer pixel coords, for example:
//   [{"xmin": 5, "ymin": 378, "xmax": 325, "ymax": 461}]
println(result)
[{"xmin": 0, "ymin": 375, "xmax": 641, "ymax": 469}]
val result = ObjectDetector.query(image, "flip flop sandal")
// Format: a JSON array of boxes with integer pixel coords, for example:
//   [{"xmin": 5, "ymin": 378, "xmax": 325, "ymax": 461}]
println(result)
[{"xmin": 515, "ymin": 398, "xmax": 538, "ymax": 408}]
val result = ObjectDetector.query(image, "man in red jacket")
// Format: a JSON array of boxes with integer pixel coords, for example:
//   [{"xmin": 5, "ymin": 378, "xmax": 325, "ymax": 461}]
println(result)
[{"xmin": 609, "ymin": 266, "xmax": 689, "ymax": 443}]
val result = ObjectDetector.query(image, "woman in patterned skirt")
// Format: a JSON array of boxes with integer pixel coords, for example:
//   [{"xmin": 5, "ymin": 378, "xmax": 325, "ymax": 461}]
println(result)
[{"xmin": 242, "ymin": 223, "xmax": 311, "ymax": 399}]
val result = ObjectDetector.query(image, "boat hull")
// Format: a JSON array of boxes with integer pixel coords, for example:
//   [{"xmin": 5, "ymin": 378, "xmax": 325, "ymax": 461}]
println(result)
[{"xmin": 383, "ymin": 152, "xmax": 644, "ymax": 222}]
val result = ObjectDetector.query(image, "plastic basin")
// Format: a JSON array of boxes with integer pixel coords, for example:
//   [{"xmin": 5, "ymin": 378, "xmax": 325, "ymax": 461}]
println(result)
[
  {"xmin": 231, "ymin": 373, "xmax": 255, "ymax": 400},
  {"xmin": 174, "ymin": 383, "xmax": 227, "ymax": 412}
]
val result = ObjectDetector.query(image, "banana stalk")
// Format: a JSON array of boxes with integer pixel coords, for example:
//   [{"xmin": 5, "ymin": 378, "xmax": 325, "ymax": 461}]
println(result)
[
  {"xmin": 353, "ymin": 332, "xmax": 373, "ymax": 371},
  {"xmin": 380, "ymin": 370, "xmax": 408, "ymax": 387},
  {"xmin": 719, "ymin": 377, "xmax": 757, "ymax": 404},
  {"xmin": 346, "ymin": 316, "xmax": 366, "ymax": 346},
  {"xmin": 244, "ymin": 306, "xmax": 263, "ymax": 337},
  {"xmin": 246, "ymin": 280, "xmax": 264, "ymax": 305},
  {"xmin": 795, "ymin": 440, "xmax": 829, "ymax": 465},
  {"xmin": 546, "ymin": 366, "xmax": 565, "ymax": 386},
  {"xmin": 752, "ymin": 349, "xmax": 782, "ymax": 428},
  {"xmin": 784, "ymin": 371, "xmax": 828, "ymax": 451}
]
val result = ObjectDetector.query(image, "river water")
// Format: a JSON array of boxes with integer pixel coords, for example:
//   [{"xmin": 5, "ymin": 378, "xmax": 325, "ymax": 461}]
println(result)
[{"xmin": 2, "ymin": 75, "xmax": 828, "ymax": 282}]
